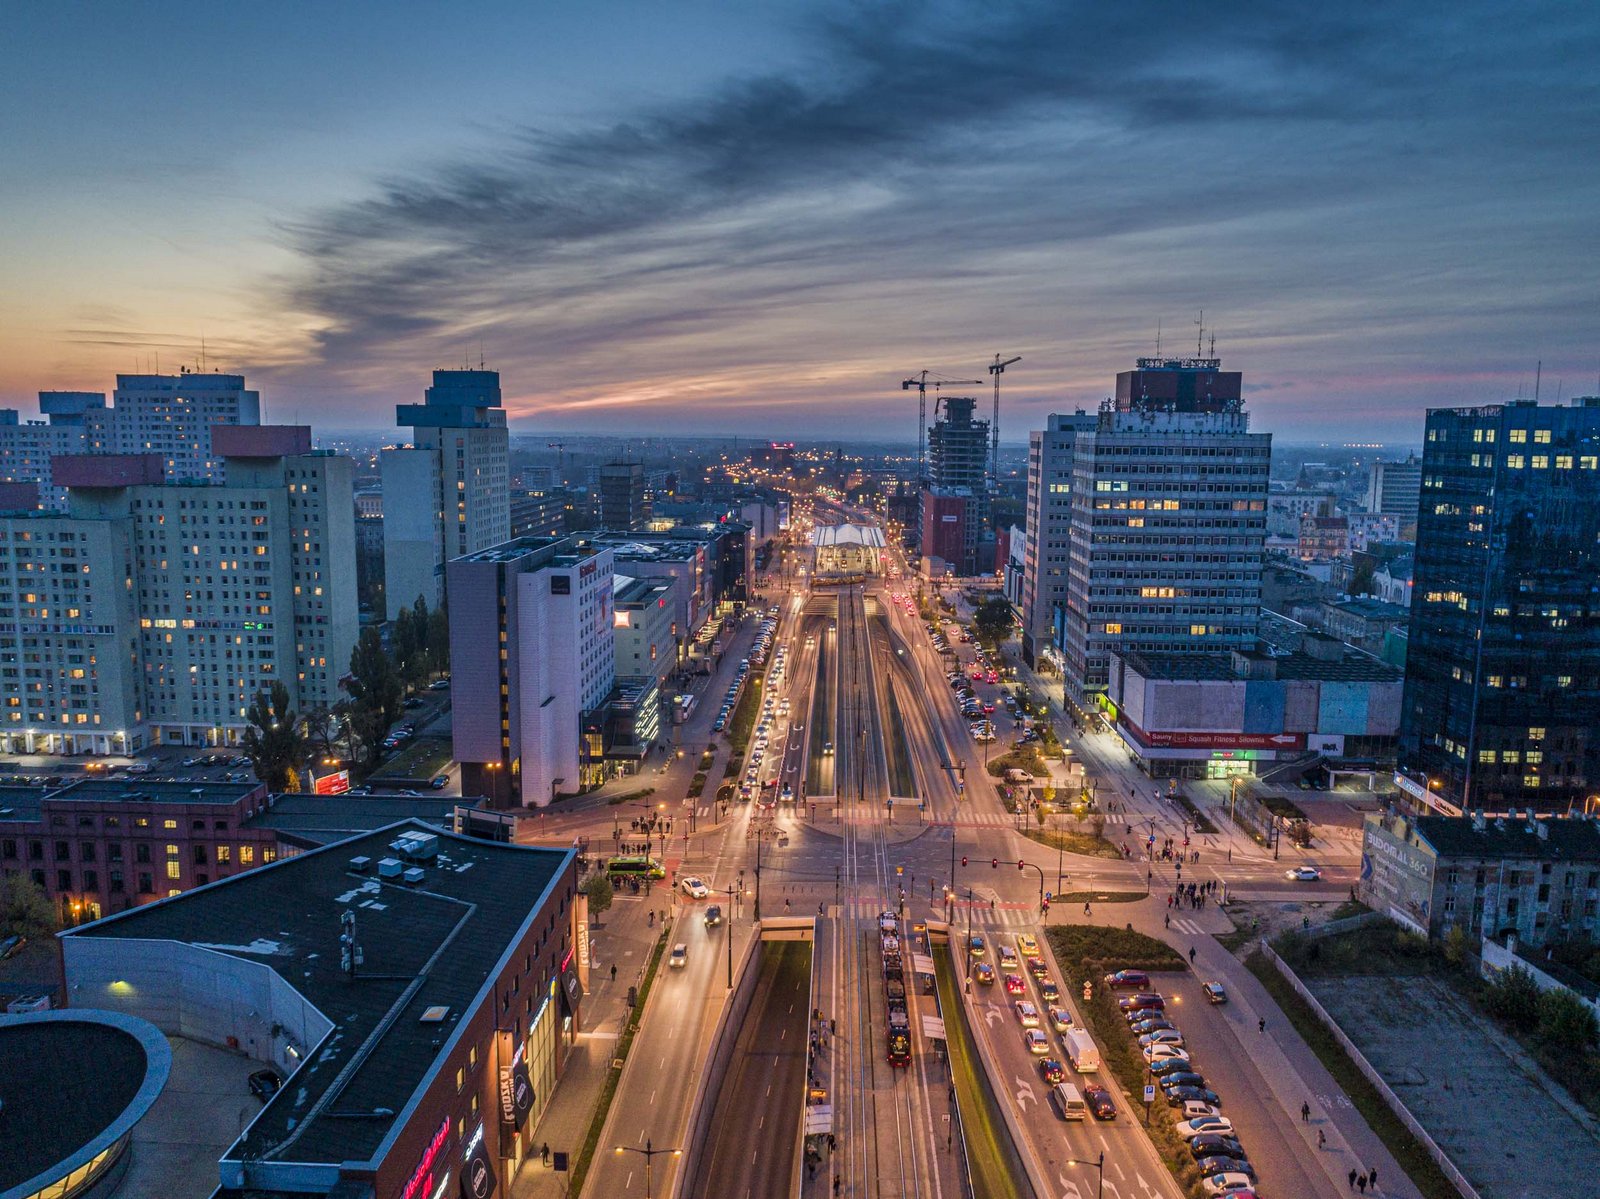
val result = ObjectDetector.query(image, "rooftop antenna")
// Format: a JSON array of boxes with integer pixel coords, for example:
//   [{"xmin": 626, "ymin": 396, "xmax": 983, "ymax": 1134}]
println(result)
[
  {"xmin": 1209, "ymin": 333, "xmax": 1216, "ymax": 358},
  {"xmin": 200, "ymin": 335, "xmax": 206, "ymax": 372},
  {"xmin": 478, "ymin": 340, "xmax": 485, "ymax": 371},
  {"xmin": 1195, "ymin": 309, "xmax": 1204, "ymax": 357},
  {"xmin": 1155, "ymin": 319, "xmax": 1162, "ymax": 357},
  {"xmin": 1534, "ymin": 360, "xmax": 1542, "ymax": 403}
]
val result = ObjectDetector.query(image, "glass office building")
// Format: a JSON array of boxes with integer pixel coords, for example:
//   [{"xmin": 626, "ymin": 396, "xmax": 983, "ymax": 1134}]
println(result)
[{"xmin": 1398, "ymin": 398, "xmax": 1600, "ymax": 810}]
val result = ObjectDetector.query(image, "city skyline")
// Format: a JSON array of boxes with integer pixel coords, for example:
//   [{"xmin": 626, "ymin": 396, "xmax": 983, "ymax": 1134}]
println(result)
[{"xmin": 4, "ymin": 1, "xmax": 1598, "ymax": 441}]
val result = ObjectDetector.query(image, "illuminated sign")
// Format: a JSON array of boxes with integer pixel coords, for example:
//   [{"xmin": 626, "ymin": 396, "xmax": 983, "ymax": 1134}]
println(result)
[
  {"xmin": 314, "ymin": 769, "xmax": 350, "ymax": 795},
  {"xmin": 400, "ymin": 1118, "xmax": 450, "ymax": 1199}
]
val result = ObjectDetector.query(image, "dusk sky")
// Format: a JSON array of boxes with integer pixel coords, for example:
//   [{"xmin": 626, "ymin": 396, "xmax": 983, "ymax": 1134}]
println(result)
[{"xmin": 3, "ymin": 1, "xmax": 1597, "ymax": 443}]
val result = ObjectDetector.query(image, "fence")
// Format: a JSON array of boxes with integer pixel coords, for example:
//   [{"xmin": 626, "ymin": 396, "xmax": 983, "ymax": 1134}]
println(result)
[
  {"xmin": 1261, "ymin": 940, "xmax": 1481, "ymax": 1199},
  {"xmin": 1480, "ymin": 937, "xmax": 1600, "ymax": 1018}
]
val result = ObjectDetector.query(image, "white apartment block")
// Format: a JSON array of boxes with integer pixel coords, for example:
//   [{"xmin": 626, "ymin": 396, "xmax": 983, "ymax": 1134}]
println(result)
[
  {"xmin": 0, "ymin": 428, "xmax": 359, "ymax": 753},
  {"xmin": 383, "ymin": 371, "xmax": 509, "ymax": 619},
  {"xmin": 0, "ymin": 393, "xmax": 109, "ymax": 510},
  {"xmin": 1062, "ymin": 358, "xmax": 1270, "ymax": 699},
  {"xmin": 1020, "ymin": 412, "xmax": 1095, "ymax": 667},
  {"xmin": 109, "ymin": 372, "xmax": 262, "ymax": 481}
]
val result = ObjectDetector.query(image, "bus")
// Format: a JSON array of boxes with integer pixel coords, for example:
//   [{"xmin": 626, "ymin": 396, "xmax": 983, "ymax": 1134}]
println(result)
[{"xmin": 605, "ymin": 854, "xmax": 666, "ymax": 880}]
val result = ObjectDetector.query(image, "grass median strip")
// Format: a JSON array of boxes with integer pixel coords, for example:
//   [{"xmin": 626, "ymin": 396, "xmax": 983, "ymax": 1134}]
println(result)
[
  {"xmin": 1244, "ymin": 947, "xmax": 1465, "ymax": 1199},
  {"xmin": 571, "ymin": 929, "xmax": 669, "ymax": 1195}
]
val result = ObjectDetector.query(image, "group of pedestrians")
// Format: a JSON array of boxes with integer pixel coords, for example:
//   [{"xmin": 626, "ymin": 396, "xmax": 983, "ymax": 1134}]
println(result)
[{"xmin": 1167, "ymin": 880, "xmax": 1215, "ymax": 910}]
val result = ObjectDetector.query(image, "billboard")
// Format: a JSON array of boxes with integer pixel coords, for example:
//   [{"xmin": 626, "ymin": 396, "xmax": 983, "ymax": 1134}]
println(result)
[{"xmin": 314, "ymin": 769, "xmax": 350, "ymax": 796}]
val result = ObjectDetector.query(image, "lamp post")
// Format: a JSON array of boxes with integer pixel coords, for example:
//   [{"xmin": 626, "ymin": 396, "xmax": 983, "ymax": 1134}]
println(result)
[
  {"xmin": 723, "ymin": 885, "xmax": 738, "ymax": 988},
  {"xmin": 1064, "ymin": 1155, "xmax": 1105, "ymax": 1199},
  {"xmin": 613, "ymin": 1139, "xmax": 681, "ymax": 1199}
]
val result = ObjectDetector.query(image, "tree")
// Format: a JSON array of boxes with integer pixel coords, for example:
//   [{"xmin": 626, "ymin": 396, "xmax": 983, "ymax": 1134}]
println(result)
[
  {"xmin": 1537, "ymin": 986, "xmax": 1600, "ymax": 1049},
  {"xmin": 582, "ymin": 873, "xmax": 614, "ymax": 922},
  {"xmin": 0, "ymin": 874, "xmax": 57, "ymax": 939},
  {"xmin": 973, "ymin": 596, "xmax": 1015, "ymax": 645},
  {"xmin": 1484, "ymin": 963, "xmax": 1542, "ymax": 1033},
  {"xmin": 347, "ymin": 628, "xmax": 404, "ymax": 729},
  {"xmin": 240, "ymin": 681, "xmax": 307, "ymax": 793}
]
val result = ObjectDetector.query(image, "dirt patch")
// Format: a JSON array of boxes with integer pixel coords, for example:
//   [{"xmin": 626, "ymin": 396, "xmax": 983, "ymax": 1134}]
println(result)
[
  {"xmin": 1310, "ymin": 973, "xmax": 1600, "ymax": 1199},
  {"xmin": 1217, "ymin": 898, "xmax": 1351, "ymax": 954}
]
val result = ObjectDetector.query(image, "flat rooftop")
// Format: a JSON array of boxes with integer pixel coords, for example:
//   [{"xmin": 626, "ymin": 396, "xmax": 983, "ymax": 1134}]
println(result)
[
  {"xmin": 47, "ymin": 778, "xmax": 266, "ymax": 805},
  {"xmin": 0, "ymin": 784, "xmax": 44, "ymax": 822},
  {"xmin": 65, "ymin": 820, "xmax": 572, "ymax": 1170},
  {"xmin": 243, "ymin": 794, "xmax": 472, "ymax": 845},
  {"xmin": 1119, "ymin": 649, "xmax": 1401, "ymax": 683}
]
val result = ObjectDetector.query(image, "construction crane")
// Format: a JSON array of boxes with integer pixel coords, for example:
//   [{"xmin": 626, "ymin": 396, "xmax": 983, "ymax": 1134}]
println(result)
[
  {"xmin": 547, "ymin": 442, "xmax": 566, "ymax": 487},
  {"xmin": 988, "ymin": 354, "xmax": 1021, "ymax": 490},
  {"xmin": 902, "ymin": 371, "xmax": 983, "ymax": 480}
]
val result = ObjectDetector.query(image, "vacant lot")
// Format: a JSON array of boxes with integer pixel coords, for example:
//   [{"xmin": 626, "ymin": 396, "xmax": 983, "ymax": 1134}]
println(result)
[{"xmin": 1310, "ymin": 973, "xmax": 1600, "ymax": 1199}]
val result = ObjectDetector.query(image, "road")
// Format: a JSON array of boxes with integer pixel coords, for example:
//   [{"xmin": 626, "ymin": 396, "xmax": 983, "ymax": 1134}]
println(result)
[{"xmin": 689, "ymin": 940, "xmax": 812, "ymax": 1199}]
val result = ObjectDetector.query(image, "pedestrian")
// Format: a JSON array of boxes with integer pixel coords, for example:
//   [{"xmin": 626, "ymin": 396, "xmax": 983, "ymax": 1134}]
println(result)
[
  {"xmin": 1189, "ymin": 946, "xmax": 1196, "ymax": 964},
  {"xmin": 1369, "ymin": 1167, "xmax": 1377, "ymax": 1189},
  {"xmin": 610, "ymin": 963, "xmax": 618, "ymax": 983},
  {"xmin": 1318, "ymin": 1129, "xmax": 1327, "ymax": 1149},
  {"xmin": 1301, "ymin": 1100, "xmax": 1311, "ymax": 1122},
  {"xmin": 541, "ymin": 1143, "xmax": 550, "ymax": 1165},
  {"xmin": 828, "ymin": 1133, "xmax": 837, "ymax": 1152},
  {"xmin": 834, "ymin": 1175, "xmax": 842, "ymax": 1196},
  {"xmin": 1358, "ymin": 1174, "xmax": 1367, "ymax": 1194},
  {"xmin": 1259, "ymin": 1017, "xmax": 1266, "ymax": 1034},
  {"xmin": 1348, "ymin": 1168, "xmax": 1357, "ymax": 1190},
  {"xmin": 1164, "ymin": 913, "xmax": 1170, "ymax": 928},
  {"xmin": 830, "ymin": 1018, "xmax": 837, "ymax": 1036},
  {"xmin": 1084, "ymin": 902, "xmax": 1092, "ymax": 916}
]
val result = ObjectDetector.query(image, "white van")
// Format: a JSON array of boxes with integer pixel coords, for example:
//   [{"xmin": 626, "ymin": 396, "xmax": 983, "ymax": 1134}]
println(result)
[{"xmin": 1053, "ymin": 1082, "xmax": 1087, "ymax": 1121}]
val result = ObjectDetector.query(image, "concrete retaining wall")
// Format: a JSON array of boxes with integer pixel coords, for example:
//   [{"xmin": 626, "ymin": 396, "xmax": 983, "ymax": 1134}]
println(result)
[{"xmin": 1262, "ymin": 941, "xmax": 1481, "ymax": 1199}]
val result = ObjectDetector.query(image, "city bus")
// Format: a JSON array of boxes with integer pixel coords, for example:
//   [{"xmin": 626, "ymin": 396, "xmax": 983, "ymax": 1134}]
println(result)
[{"xmin": 605, "ymin": 854, "xmax": 666, "ymax": 880}]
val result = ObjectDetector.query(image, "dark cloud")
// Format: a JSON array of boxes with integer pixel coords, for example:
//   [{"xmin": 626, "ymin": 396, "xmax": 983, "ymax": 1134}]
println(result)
[{"xmin": 272, "ymin": 0, "xmax": 1600, "ymax": 438}]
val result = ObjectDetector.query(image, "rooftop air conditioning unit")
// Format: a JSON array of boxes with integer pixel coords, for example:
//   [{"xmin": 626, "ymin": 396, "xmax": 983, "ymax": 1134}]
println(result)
[
  {"xmin": 349, "ymin": 856, "xmax": 372, "ymax": 873},
  {"xmin": 377, "ymin": 858, "xmax": 404, "ymax": 879},
  {"xmin": 403, "ymin": 867, "xmax": 425, "ymax": 886}
]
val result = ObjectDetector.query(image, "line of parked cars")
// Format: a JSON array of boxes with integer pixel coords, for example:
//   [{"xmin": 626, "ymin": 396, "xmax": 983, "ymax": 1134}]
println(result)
[
  {"xmin": 713, "ymin": 611, "xmax": 778, "ymax": 734},
  {"xmin": 1103, "ymin": 969, "xmax": 1255, "ymax": 1197}
]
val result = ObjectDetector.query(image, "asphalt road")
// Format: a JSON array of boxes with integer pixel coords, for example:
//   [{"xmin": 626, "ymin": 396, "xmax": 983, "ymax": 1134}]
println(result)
[{"xmin": 689, "ymin": 940, "xmax": 812, "ymax": 1199}]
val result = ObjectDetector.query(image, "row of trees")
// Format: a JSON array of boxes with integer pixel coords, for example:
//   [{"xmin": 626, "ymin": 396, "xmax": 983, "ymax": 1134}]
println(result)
[{"xmin": 242, "ymin": 597, "xmax": 450, "ymax": 789}]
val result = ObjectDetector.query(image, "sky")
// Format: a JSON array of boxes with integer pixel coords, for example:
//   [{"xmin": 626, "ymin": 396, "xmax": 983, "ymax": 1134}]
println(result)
[{"xmin": 2, "ymin": 0, "xmax": 1597, "ymax": 443}]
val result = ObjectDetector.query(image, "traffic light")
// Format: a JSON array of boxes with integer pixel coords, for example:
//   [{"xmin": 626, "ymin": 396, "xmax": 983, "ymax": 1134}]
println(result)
[
  {"xmin": 991, "ymin": 857, "xmax": 999, "ymax": 869},
  {"xmin": 961, "ymin": 856, "xmax": 968, "ymax": 868}
]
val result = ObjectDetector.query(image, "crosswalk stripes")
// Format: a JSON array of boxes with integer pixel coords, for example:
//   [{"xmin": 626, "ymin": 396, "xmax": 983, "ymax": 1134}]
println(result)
[{"xmin": 1169, "ymin": 917, "xmax": 1206, "ymax": 935}]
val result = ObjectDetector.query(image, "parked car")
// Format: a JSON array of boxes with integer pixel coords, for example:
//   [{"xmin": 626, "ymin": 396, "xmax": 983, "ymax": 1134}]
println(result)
[
  {"xmin": 1196, "ymin": 1157, "xmax": 1256, "ymax": 1181},
  {"xmin": 1200, "ymin": 1174, "xmax": 1257, "ymax": 1197},
  {"xmin": 1118, "ymin": 992, "xmax": 1166, "ymax": 1013},
  {"xmin": 1139, "ymin": 1028, "xmax": 1186, "ymax": 1048},
  {"xmin": 1176, "ymin": 1116, "xmax": 1235, "ymax": 1140},
  {"xmin": 1104, "ymin": 969, "xmax": 1150, "ymax": 989},
  {"xmin": 1143, "ymin": 1043, "xmax": 1189, "ymax": 1064},
  {"xmin": 1166, "ymin": 1086, "xmax": 1222, "ymax": 1109},
  {"xmin": 1188, "ymin": 1134, "xmax": 1246, "ymax": 1160},
  {"xmin": 1158, "ymin": 1071, "xmax": 1208, "ymax": 1091},
  {"xmin": 430, "ymin": 774, "xmax": 450, "ymax": 790},
  {"xmin": 1130, "ymin": 1016, "xmax": 1176, "ymax": 1036},
  {"xmin": 1148, "ymin": 1057, "xmax": 1197, "ymax": 1078}
]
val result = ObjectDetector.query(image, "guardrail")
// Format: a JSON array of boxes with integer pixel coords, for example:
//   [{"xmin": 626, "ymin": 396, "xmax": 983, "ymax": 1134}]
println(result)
[{"xmin": 1260, "ymin": 940, "xmax": 1482, "ymax": 1199}]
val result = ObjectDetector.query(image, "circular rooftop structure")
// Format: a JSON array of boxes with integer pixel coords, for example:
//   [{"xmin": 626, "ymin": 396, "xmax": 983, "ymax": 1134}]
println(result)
[{"xmin": 0, "ymin": 1009, "xmax": 171, "ymax": 1199}]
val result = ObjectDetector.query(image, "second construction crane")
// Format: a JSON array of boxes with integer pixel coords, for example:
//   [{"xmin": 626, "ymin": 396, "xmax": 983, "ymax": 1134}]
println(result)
[{"xmin": 902, "ymin": 370, "xmax": 983, "ymax": 480}]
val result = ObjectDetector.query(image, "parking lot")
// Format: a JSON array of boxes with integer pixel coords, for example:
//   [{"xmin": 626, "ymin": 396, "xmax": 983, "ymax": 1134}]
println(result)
[{"xmin": 1310, "ymin": 973, "xmax": 1600, "ymax": 1198}]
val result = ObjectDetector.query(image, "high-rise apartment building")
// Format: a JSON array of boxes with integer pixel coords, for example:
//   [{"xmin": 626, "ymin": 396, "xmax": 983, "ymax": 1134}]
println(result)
[
  {"xmin": 1021, "ymin": 412, "xmax": 1096, "ymax": 666},
  {"xmin": 919, "ymin": 396, "xmax": 991, "ymax": 575},
  {"xmin": 599, "ymin": 462, "xmax": 647, "ymax": 531},
  {"xmin": 382, "ymin": 369, "xmax": 509, "ymax": 619},
  {"xmin": 0, "ymin": 428, "xmax": 358, "ymax": 754},
  {"xmin": 449, "ymin": 536, "xmax": 616, "ymax": 807},
  {"xmin": 0, "ymin": 394, "xmax": 109, "ymax": 510},
  {"xmin": 1365, "ymin": 455, "xmax": 1422, "ymax": 522},
  {"xmin": 1060, "ymin": 357, "xmax": 1270, "ymax": 701},
  {"xmin": 108, "ymin": 372, "xmax": 261, "ymax": 480},
  {"xmin": 1398, "ymin": 399, "xmax": 1600, "ymax": 811}
]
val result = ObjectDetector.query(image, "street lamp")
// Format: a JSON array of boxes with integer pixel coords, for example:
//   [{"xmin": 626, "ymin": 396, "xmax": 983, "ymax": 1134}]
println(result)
[
  {"xmin": 1064, "ymin": 1155, "xmax": 1105, "ymax": 1199},
  {"xmin": 613, "ymin": 1139, "xmax": 681, "ymax": 1199}
]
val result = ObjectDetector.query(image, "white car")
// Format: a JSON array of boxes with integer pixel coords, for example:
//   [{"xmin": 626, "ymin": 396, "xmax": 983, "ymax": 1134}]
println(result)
[
  {"xmin": 1181, "ymin": 1100, "xmax": 1222, "ymax": 1120},
  {"xmin": 1014, "ymin": 1001, "xmax": 1040, "ymax": 1027},
  {"xmin": 1201, "ymin": 1174, "xmax": 1256, "ymax": 1196},
  {"xmin": 1285, "ymin": 865, "xmax": 1322, "ymax": 882},
  {"xmin": 680, "ymin": 877, "xmax": 710, "ymax": 900},
  {"xmin": 998, "ymin": 945, "xmax": 1018, "ymax": 968},
  {"xmin": 1048, "ymin": 1007, "xmax": 1074, "ymax": 1034},
  {"xmin": 1138, "ymin": 1029, "xmax": 1185, "ymax": 1048},
  {"xmin": 668, "ymin": 943, "xmax": 688, "ymax": 968},
  {"xmin": 1144, "ymin": 1043, "xmax": 1188, "ymax": 1064},
  {"xmin": 1175, "ymin": 1116, "xmax": 1235, "ymax": 1140},
  {"xmin": 1022, "ymin": 1028, "xmax": 1050, "ymax": 1055}
]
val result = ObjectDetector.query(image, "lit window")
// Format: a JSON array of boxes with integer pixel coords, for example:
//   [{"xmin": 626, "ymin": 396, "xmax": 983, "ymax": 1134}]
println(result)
[
  {"xmin": 1534, "ymin": 429, "xmax": 1551, "ymax": 444},
  {"xmin": 1506, "ymin": 455, "xmax": 1525, "ymax": 469},
  {"xmin": 1509, "ymin": 429, "xmax": 1527, "ymax": 443},
  {"xmin": 1104, "ymin": 623, "xmax": 1122, "ymax": 635},
  {"xmin": 1529, "ymin": 727, "xmax": 1545, "ymax": 740}
]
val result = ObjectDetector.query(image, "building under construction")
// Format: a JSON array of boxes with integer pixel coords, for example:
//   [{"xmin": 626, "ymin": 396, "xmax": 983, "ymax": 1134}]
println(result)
[{"xmin": 919, "ymin": 396, "xmax": 991, "ymax": 576}]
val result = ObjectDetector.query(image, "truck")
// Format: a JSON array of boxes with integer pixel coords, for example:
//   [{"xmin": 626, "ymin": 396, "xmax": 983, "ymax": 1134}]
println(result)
[{"xmin": 1065, "ymin": 1028, "xmax": 1100, "ymax": 1074}]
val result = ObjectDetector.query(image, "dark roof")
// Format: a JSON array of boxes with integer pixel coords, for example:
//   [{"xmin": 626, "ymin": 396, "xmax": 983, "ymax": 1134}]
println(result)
[
  {"xmin": 1415, "ymin": 815, "xmax": 1600, "ymax": 861},
  {"xmin": 244, "ymin": 794, "xmax": 474, "ymax": 845},
  {"xmin": 65, "ymin": 820, "xmax": 572, "ymax": 1170},
  {"xmin": 0, "ymin": 1011, "xmax": 170, "ymax": 1194},
  {"xmin": 1323, "ymin": 597, "xmax": 1409, "ymax": 621},
  {"xmin": 48, "ymin": 778, "xmax": 266, "ymax": 806},
  {"xmin": 0, "ymin": 784, "xmax": 44, "ymax": 822},
  {"xmin": 1118, "ymin": 649, "xmax": 1401, "ymax": 683}
]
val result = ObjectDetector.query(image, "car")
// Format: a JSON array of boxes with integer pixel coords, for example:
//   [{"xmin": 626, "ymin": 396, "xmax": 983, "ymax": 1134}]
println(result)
[
  {"xmin": 1118, "ymin": 992, "xmax": 1166, "ymax": 1013},
  {"xmin": 997, "ymin": 945, "xmax": 1018, "ymax": 968},
  {"xmin": 1166, "ymin": 1086, "xmax": 1222, "ymax": 1109},
  {"xmin": 1015, "ymin": 933, "xmax": 1039, "ymax": 957},
  {"xmin": 1158, "ymin": 1071, "xmax": 1208, "ymax": 1091},
  {"xmin": 1144, "ymin": 1043, "xmax": 1189, "ymax": 1064},
  {"xmin": 429, "ymin": 678, "xmax": 450, "ymax": 690},
  {"xmin": 1014, "ymin": 1001, "xmax": 1040, "ymax": 1027},
  {"xmin": 430, "ymin": 774, "xmax": 450, "ymax": 790},
  {"xmin": 1022, "ymin": 1029, "xmax": 1050, "ymax": 1055},
  {"xmin": 968, "ymin": 935, "xmax": 986, "ymax": 958},
  {"xmin": 1130, "ymin": 1016, "xmax": 1175, "ymax": 1036},
  {"xmin": 1188, "ymin": 1134, "xmax": 1245, "ymax": 1159},
  {"xmin": 1180, "ymin": 1099, "xmax": 1223, "ymax": 1120},
  {"xmin": 249, "ymin": 1067, "xmax": 284, "ymax": 1102},
  {"xmin": 0, "ymin": 934, "xmax": 26, "ymax": 959},
  {"xmin": 1175, "ymin": 1116, "xmax": 1235, "ymax": 1140},
  {"xmin": 1004, "ymin": 973, "xmax": 1026, "ymax": 996},
  {"xmin": 1202, "ymin": 980, "xmax": 1228, "ymax": 1004},
  {"xmin": 973, "ymin": 962, "xmax": 996, "ymax": 986},
  {"xmin": 680, "ymin": 876, "xmax": 710, "ymax": 899},
  {"xmin": 1048, "ymin": 1007, "xmax": 1073, "ymax": 1034},
  {"xmin": 1139, "ymin": 1028, "xmax": 1186, "ymax": 1048},
  {"xmin": 1038, "ymin": 978, "xmax": 1060, "ymax": 1002},
  {"xmin": 1104, "ymin": 969, "xmax": 1150, "ymax": 989},
  {"xmin": 1200, "ymin": 1175, "xmax": 1257, "ymax": 1197},
  {"xmin": 668, "ymin": 943, "xmax": 689, "ymax": 968},
  {"xmin": 1025, "ymin": 956, "xmax": 1050, "ymax": 981},
  {"xmin": 704, "ymin": 905, "xmax": 723, "ymax": 928},
  {"xmin": 403, "ymin": 697, "xmax": 424, "ymax": 709},
  {"xmin": 1196, "ymin": 1157, "xmax": 1256, "ymax": 1181},
  {"xmin": 1038, "ymin": 1058, "xmax": 1066, "ymax": 1084},
  {"xmin": 1083, "ymin": 1083, "xmax": 1117, "ymax": 1120},
  {"xmin": 1285, "ymin": 865, "xmax": 1322, "ymax": 881},
  {"xmin": 1148, "ymin": 1057, "xmax": 1197, "ymax": 1078}
]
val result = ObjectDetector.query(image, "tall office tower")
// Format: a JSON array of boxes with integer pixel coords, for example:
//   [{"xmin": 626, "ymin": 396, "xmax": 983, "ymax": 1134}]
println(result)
[
  {"xmin": 919, "ymin": 396, "xmax": 991, "ymax": 575},
  {"xmin": 1398, "ymin": 399, "xmax": 1600, "ymax": 811},
  {"xmin": 599, "ymin": 461, "xmax": 647, "ymax": 531},
  {"xmin": 1060, "ymin": 357, "xmax": 1270, "ymax": 702},
  {"xmin": 382, "ymin": 369, "xmax": 509, "ymax": 619},
  {"xmin": 1021, "ymin": 412, "xmax": 1096, "ymax": 667},
  {"xmin": 0, "ymin": 393, "xmax": 108, "ymax": 510},
  {"xmin": 1365, "ymin": 454, "xmax": 1422, "ymax": 534},
  {"xmin": 109, "ymin": 372, "xmax": 261, "ymax": 480},
  {"xmin": 41, "ymin": 427, "xmax": 359, "ymax": 748},
  {"xmin": 449, "ymin": 536, "xmax": 616, "ymax": 807}
]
